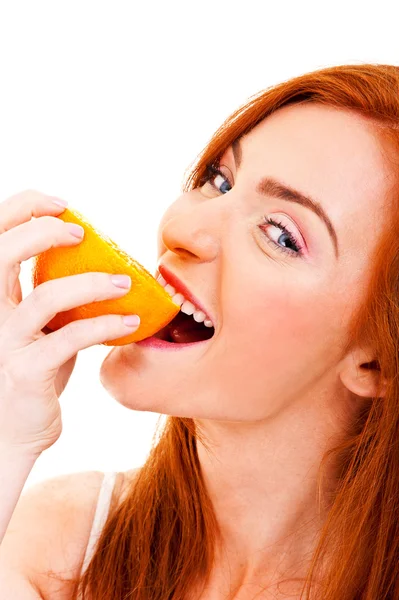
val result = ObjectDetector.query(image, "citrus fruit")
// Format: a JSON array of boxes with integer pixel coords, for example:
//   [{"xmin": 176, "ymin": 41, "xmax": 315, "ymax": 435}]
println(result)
[{"xmin": 31, "ymin": 206, "xmax": 180, "ymax": 346}]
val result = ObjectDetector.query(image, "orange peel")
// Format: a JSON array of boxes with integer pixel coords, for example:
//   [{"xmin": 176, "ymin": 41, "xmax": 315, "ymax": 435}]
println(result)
[{"xmin": 31, "ymin": 206, "xmax": 180, "ymax": 346}]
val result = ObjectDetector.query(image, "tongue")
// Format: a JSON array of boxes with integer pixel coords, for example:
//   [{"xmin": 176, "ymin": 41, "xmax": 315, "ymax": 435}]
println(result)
[{"xmin": 167, "ymin": 312, "xmax": 212, "ymax": 343}]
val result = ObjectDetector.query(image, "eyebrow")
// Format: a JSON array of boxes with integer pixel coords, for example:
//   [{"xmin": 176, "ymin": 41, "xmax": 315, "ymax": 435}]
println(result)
[{"xmin": 231, "ymin": 138, "xmax": 339, "ymax": 259}]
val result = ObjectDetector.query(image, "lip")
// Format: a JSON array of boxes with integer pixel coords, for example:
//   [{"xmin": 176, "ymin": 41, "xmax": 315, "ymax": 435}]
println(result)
[
  {"xmin": 156, "ymin": 263, "xmax": 215, "ymax": 328},
  {"xmin": 135, "ymin": 336, "xmax": 210, "ymax": 350}
]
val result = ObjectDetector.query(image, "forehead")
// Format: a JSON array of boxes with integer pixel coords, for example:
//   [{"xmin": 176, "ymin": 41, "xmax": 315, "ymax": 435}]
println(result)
[
  {"xmin": 238, "ymin": 103, "xmax": 392, "ymax": 257},
  {"xmin": 242, "ymin": 103, "xmax": 388, "ymax": 196}
]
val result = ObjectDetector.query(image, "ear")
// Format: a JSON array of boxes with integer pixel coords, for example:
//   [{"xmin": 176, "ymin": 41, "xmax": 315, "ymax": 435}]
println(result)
[{"xmin": 339, "ymin": 347, "xmax": 387, "ymax": 399}]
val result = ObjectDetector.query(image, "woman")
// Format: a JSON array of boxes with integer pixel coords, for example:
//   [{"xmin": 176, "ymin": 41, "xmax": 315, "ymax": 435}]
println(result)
[{"xmin": 0, "ymin": 63, "xmax": 398, "ymax": 599}]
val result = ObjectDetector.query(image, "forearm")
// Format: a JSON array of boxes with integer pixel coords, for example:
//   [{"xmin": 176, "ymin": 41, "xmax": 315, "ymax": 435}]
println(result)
[{"xmin": 0, "ymin": 446, "xmax": 38, "ymax": 545}]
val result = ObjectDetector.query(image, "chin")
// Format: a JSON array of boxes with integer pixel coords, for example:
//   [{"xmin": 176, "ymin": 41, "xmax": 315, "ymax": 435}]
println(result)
[{"xmin": 98, "ymin": 341, "xmax": 248, "ymax": 421}]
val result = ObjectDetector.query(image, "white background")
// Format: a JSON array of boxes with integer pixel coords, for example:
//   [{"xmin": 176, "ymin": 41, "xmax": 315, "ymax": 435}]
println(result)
[{"xmin": 0, "ymin": 0, "xmax": 396, "ymax": 491}]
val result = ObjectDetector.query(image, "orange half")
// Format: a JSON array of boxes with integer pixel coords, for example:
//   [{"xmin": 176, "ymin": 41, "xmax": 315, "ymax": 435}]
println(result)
[{"xmin": 31, "ymin": 206, "xmax": 180, "ymax": 346}]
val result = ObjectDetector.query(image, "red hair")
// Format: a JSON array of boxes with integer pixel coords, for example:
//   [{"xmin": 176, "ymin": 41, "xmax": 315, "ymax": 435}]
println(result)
[{"xmin": 47, "ymin": 63, "xmax": 399, "ymax": 598}]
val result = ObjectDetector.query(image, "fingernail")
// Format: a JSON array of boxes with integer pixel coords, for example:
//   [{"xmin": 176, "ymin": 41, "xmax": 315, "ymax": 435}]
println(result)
[
  {"xmin": 111, "ymin": 274, "xmax": 132, "ymax": 289},
  {"xmin": 52, "ymin": 198, "xmax": 68, "ymax": 207},
  {"xmin": 122, "ymin": 314, "xmax": 140, "ymax": 327},
  {"xmin": 68, "ymin": 223, "xmax": 85, "ymax": 238}
]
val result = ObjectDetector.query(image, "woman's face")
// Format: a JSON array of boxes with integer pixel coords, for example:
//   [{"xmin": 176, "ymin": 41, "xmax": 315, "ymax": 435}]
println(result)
[{"xmin": 100, "ymin": 103, "xmax": 391, "ymax": 421}]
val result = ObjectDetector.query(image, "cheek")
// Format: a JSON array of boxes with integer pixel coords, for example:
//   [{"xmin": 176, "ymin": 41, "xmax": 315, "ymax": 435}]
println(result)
[{"xmin": 224, "ymin": 277, "xmax": 342, "ymax": 376}]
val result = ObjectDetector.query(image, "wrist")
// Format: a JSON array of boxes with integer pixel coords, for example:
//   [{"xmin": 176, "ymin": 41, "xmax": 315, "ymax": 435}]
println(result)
[{"xmin": 0, "ymin": 442, "xmax": 42, "ymax": 463}]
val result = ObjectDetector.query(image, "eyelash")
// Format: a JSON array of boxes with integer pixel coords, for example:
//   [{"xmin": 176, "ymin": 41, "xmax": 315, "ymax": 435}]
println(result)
[{"xmin": 204, "ymin": 164, "xmax": 304, "ymax": 258}]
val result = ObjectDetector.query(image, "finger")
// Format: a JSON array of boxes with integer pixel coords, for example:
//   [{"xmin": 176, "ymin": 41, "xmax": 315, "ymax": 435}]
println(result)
[
  {"xmin": 29, "ymin": 312, "xmax": 140, "ymax": 374},
  {"xmin": 2, "ymin": 271, "xmax": 133, "ymax": 348},
  {"xmin": 0, "ymin": 189, "xmax": 68, "ymax": 234},
  {"xmin": 0, "ymin": 215, "xmax": 83, "ymax": 303}
]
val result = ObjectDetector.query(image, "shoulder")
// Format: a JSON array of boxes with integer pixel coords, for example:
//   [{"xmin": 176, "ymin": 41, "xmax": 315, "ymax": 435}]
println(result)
[{"xmin": 0, "ymin": 468, "xmax": 140, "ymax": 599}]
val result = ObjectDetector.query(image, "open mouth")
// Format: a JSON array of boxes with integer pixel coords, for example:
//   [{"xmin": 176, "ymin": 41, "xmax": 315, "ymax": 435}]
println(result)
[{"xmin": 153, "ymin": 310, "xmax": 215, "ymax": 344}]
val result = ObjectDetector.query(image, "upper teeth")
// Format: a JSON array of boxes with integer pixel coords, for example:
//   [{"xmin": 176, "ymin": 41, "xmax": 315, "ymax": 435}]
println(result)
[{"xmin": 156, "ymin": 274, "xmax": 214, "ymax": 328}]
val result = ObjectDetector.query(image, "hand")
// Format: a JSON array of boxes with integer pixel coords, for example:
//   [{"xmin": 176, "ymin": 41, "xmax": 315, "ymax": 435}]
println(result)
[{"xmin": 0, "ymin": 190, "xmax": 140, "ymax": 457}]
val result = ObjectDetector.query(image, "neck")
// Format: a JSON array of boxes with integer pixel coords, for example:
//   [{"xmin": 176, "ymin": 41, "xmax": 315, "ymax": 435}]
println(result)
[{"xmin": 193, "ymin": 391, "xmax": 342, "ymax": 592}]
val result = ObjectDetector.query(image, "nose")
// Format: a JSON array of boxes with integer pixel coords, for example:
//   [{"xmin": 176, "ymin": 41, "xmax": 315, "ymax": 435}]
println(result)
[{"xmin": 156, "ymin": 191, "xmax": 224, "ymax": 265}]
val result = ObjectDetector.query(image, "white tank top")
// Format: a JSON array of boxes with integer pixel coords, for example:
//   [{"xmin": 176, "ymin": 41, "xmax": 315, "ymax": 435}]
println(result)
[{"xmin": 80, "ymin": 471, "xmax": 118, "ymax": 577}]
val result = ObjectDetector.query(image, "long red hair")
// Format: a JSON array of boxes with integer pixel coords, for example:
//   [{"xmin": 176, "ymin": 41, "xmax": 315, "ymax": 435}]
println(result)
[{"xmin": 47, "ymin": 63, "xmax": 399, "ymax": 598}]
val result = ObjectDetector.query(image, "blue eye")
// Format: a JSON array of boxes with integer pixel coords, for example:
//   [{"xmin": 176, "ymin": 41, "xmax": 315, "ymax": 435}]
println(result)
[
  {"xmin": 205, "ymin": 164, "xmax": 232, "ymax": 194},
  {"xmin": 260, "ymin": 217, "xmax": 303, "ymax": 258},
  {"xmin": 203, "ymin": 164, "xmax": 304, "ymax": 258}
]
